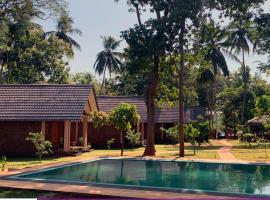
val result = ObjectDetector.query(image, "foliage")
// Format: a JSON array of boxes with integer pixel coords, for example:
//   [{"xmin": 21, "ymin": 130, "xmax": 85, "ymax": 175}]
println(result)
[
  {"xmin": 254, "ymin": 95, "xmax": 270, "ymax": 116},
  {"xmin": 107, "ymin": 138, "xmax": 115, "ymax": 150},
  {"xmin": 109, "ymin": 103, "xmax": 140, "ymax": 132},
  {"xmin": 185, "ymin": 124, "xmax": 200, "ymax": 155},
  {"xmin": 89, "ymin": 111, "xmax": 109, "ymax": 128},
  {"xmin": 161, "ymin": 126, "xmax": 179, "ymax": 144},
  {"xmin": 241, "ymin": 133, "xmax": 256, "ymax": 147},
  {"xmin": 125, "ymin": 129, "xmax": 141, "ymax": 147},
  {"xmin": 26, "ymin": 132, "xmax": 53, "ymax": 162},
  {"xmin": 0, "ymin": 156, "xmax": 7, "ymax": 172},
  {"xmin": 94, "ymin": 36, "xmax": 123, "ymax": 93},
  {"xmin": 109, "ymin": 103, "xmax": 140, "ymax": 156}
]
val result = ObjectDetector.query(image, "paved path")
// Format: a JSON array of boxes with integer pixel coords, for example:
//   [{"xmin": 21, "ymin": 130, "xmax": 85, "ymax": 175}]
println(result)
[{"xmin": 217, "ymin": 140, "xmax": 238, "ymax": 161}]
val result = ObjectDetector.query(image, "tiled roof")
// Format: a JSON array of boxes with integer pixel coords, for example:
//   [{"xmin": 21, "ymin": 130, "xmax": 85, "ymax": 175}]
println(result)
[
  {"xmin": 97, "ymin": 96, "xmax": 147, "ymax": 122},
  {"xmin": 0, "ymin": 84, "xmax": 93, "ymax": 121},
  {"xmin": 97, "ymin": 96, "xmax": 205, "ymax": 123}
]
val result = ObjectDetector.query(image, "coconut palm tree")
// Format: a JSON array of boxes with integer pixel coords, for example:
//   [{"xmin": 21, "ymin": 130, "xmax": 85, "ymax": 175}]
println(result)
[
  {"xmin": 93, "ymin": 36, "xmax": 123, "ymax": 93},
  {"xmin": 198, "ymin": 19, "xmax": 240, "ymax": 130},
  {"xmin": 226, "ymin": 20, "xmax": 254, "ymax": 124},
  {"xmin": 45, "ymin": 12, "xmax": 82, "ymax": 55}
]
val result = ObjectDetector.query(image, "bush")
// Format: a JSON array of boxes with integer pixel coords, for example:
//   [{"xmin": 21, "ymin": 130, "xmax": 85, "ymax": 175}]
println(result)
[
  {"xmin": 125, "ymin": 129, "xmax": 141, "ymax": 147},
  {"xmin": 161, "ymin": 126, "xmax": 179, "ymax": 144},
  {"xmin": 242, "ymin": 133, "xmax": 256, "ymax": 147},
  {"xmin": 26, "ymin": 132, "xmax": 53, "ymax": 162},
  {"xmin": 107, "ymin": 138, "xmax": 115, "ymax": 150},
  {"xmin": 89, "ymin": 111, "xmax": 109, "ymax": 128},
  {"xmin": 0, "ymin": 156, "xmax": 7, "ymax": 172},
  {"xmin": 185, "ymin": 124, "xmax": 200, "ymax": 155}
]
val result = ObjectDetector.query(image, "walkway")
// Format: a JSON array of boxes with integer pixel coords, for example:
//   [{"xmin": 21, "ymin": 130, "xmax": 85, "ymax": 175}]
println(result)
[{"xmin": 217, "ymin": 140, "xmax": 238, "ymax": 161}]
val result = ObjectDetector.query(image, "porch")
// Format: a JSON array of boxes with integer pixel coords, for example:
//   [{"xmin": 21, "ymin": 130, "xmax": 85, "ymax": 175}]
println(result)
[{"xmin": 41, "ymin": 116, "xmax": 89, "ymax": 153}]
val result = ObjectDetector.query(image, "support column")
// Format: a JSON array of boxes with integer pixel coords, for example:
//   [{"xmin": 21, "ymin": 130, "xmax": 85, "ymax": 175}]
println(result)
[
  {"xmin": 136, "ymin": 123, "xmax": 140, "ymax": 133},
  {"xmin": 82, "ymin": 116, "xmax": 88, "ymax": 149},
  {"xmin": 41, "ymin": 121, "xmax": 46, "ymax": 134},
  {"xmin": 64, "ymin": 120, "xmax": 71, "ymax": 152},
  {"xmin": 75, "ymin": 122, "xmax": 79, "ymax": 144},
  {"xmin": 161, "ymin": 123, "xmax": 164, "ymax": 140}
]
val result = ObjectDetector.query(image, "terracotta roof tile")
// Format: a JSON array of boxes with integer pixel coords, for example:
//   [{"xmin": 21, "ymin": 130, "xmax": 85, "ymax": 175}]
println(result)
[
  {"xmin": 97, "ymin": 96, "xmax": 205, "ymax": 123},
  {"xmin": 0, "ymin": 84, "xmax": 93, "ymax": 121}
]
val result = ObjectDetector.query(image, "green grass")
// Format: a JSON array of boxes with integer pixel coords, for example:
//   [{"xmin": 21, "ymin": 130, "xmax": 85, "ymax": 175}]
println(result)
[
  {"xmin": 230, "ymin": 140, "xmax": 270, "ymax": 161},
  {"xmin": 0, "ymin": 188, "xmax": 48, "ymax": 198},
  {"xmin": 7, "ymin": 142, "xmax": 220, "ymax": 170}
]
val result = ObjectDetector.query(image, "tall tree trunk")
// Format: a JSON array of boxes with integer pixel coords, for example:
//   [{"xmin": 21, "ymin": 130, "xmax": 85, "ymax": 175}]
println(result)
[
  {"xmin": 134, "ymin": 4, "xmax": 142, "ymax": 27},
  {"xmin": 179, "ymin": 18, "xmax": 186, "ymax": 157},
  {"xmin": 143, "ymin": 55, "xmax": 159, "ymax": 156},
  {"xmin": 100, "ymin": 69, "xmax": 106, "ymax": 95},
  {"xmin": 241, "ymin": 50, "xmax": 247, "ymax": 124},
  {"xmin": 0, "ymin": 59, "xmax": 3, "ymax": 84},
  {"xmin": 211, "ymin": 74, "xmax": 217, "ymax": 130},
  {"xmin": 120, "ymin": 131, "xmax": 124, "ymax": 156}
]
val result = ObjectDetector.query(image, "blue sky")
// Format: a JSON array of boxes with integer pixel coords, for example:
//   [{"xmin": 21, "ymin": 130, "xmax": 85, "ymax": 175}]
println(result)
[{"xmin": 39, "ymin": 0, "xmax": 270, "ymax": 82}]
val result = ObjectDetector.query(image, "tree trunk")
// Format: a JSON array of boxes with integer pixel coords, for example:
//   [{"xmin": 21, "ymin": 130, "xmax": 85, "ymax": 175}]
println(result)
[
  {"xmin": 120, "ymin": 131, "xmax": 124, "ymax": 156},
  {"xmin": 179, "ymin": 18, "xmax": 186, "ymax": 157},
  {"xmin": 211, "ymin": 74, "xmax": 217, "ymax": 130},
  {"xmin": 241, "ymin": 50, "xmax": 247, "ymax": 124},
  {"xmin": 100, "ymin": 69, "xmax": 106, "ymax": 95},
  {"xmin": 143, "ymin": 55, "xmax": 159, "ymax": 156},
  {"xmin": 0, "ymin": 59, "xmax": 3, "ymax": 84}
]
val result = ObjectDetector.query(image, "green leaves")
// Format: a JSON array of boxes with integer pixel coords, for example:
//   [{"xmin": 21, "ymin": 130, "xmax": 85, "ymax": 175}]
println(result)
[
  {"xmin": 109, "ymin": 103, "xmax": 140, "ymax": 132},
  {"xmin": 26, "ymin": 132, "xmax": 53, "ymax": 162}
]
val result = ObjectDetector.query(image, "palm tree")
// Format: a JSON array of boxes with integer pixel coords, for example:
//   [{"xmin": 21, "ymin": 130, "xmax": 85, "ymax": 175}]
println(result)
[
  {"xmin": 226, "ymin": 20, "xmax": 254, "ymax": 124},
  {"xmin": 45, "ymin": 12, "xmax": 82, "ymax": 56},
  {"xmin": 198, "ymin": 19, "xmax": 240, "ymax": 131},
  {"xmin": 93, "ymin": 36, "xmax": 123, "ymax": 93}
]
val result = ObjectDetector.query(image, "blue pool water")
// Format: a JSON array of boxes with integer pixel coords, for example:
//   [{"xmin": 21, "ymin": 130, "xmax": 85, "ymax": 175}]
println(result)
[{"xmin": 10, "ymin": 159, "xmax": 270, "ymax": 196}]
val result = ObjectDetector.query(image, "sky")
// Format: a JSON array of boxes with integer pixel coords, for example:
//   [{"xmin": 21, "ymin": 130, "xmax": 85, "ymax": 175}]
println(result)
[{"xmin": 39, "ymin": 0, "xmax": 270, "ymax": 82}]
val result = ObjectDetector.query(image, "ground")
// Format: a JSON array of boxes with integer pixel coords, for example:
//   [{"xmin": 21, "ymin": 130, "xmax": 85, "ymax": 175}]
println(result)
[
  {"xmin": 1, "ymin": 139, "xmax": 270, "ymax": 198},
  {"xmin": 7, "ymin": 142, "xmax": 221, "ymax": 170}
]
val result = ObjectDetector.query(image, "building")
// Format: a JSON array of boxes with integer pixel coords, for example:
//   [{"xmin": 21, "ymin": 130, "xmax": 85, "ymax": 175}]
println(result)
[
  {"xmin": 0, "ymin": 85, "xmax": 206, "ymax": 156},
  {"xmin": 90, "ymin": 96, "xmax": 206, "ymax": 147},
  {"xmin": 0, "ymin": 84, "xmax": 98, "ymax": 156}
]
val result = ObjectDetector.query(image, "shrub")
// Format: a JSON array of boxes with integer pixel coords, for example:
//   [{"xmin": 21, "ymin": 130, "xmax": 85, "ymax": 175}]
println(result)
[
  {"xmin": 0, "ymin": 156, "xmax": 7, "ymax": 172},
  {"xmin": 185, "ymin": 124, "xmax": 200, "ymax": 155},
  {"xmin": 161, "ymin": 126, "xmax": 179, "ymax": 144},
  {"xmin": 89, "ymin": 111, "xmax": 109, "ymax": 128},
  {"xmin": 107, "ymin": 138, "xmax": 115, "ymax": 150},
  {"xmin": 109, "ymin": 103, "xmax": 140, "ymax": 156},
  {"xmin": 125, "ymin": 129, "xmax": 141, "ymax": 147},
  {"xmin": 26, "ymin": 132, "xmax": 53, "ymax": 163},
  {"xmin": 242, "ymin": 133, "xmax": 256, "ymax": 147}
]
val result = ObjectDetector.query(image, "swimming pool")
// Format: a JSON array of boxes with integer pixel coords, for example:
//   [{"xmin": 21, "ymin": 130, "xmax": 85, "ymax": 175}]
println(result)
[{"xmin": 9, "ymin": 159, "xmax": 270, "ymax": 197}]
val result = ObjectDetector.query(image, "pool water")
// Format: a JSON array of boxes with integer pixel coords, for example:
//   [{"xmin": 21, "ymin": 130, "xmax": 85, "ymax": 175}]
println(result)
[{"xmin": 11, "ymin": 159, "xmax": 270, "ymax": 196}]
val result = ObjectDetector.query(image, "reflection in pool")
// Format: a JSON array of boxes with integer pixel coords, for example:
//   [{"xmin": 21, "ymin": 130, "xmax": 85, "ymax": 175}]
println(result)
[{"xmin": 11, "ymin": 159, "xmax": 270, "ymax": 196}]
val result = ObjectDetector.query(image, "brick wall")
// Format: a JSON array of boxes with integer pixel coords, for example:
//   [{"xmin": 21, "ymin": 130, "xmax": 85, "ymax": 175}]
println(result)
[{"xmin": 0, "ymin": 121, "xmax": 41, "ymax": 156}]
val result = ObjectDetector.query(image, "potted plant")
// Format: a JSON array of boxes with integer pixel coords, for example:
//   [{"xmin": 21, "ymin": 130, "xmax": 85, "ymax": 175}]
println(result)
[{"xmin": 0, "ymin": 156, "xmax": 8, "ymax": 173}]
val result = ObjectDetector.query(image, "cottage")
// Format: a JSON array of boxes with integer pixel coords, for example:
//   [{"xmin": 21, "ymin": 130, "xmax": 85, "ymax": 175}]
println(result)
[
  {"xmin": 89, "ymin": 96, "xmax": 206, "ymax": 147},
  {"xmin": 0, "ymin": 84, "xmax": 98, "ymax": 156}
]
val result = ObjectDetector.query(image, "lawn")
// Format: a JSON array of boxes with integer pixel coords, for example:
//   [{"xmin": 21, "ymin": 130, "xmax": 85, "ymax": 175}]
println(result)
[
  {"xmin": 6, "ymin": 140, "xmax": 270, "ymax": 170},
  {"xmin": 230, "ymin": 140, "xmax": 270, "ymax": 162},
  {"xmin": 0, "ymin": 188, "xmax": 48, "ymax": 198},
  {"xmin": 7, "ymin": 142, "xmax": 220, "ymax": 170}
]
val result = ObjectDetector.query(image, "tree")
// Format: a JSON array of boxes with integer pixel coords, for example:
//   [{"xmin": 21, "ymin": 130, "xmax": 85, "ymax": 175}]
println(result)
[
  {"xmin": 226, "ymin": 19, "xmax": 255, "ymax": 124},
  {"xmin": 109, "ymin": 103, "xmax": 140, "ymax": 156},
  {"xmin": 196, "ymin": 19, "xmax": 240, "ymax": 130},
  {"xmin": 185, "ymin": 124, "xmax": 200, "ymax": 155},
  {"xmin": 26, "ymin": 132, "xmax": 53, "ymax": 163},
  {"xmin": 0, "ymin": 0, "xmax": 71, "ymax": 84},
  {"xmin": 45, "ymin": 12, "xmax": 82, "ymax": 56},
  {"xmin": 93, "ymin": 36, "xmax": 123, "ymax": 93}
]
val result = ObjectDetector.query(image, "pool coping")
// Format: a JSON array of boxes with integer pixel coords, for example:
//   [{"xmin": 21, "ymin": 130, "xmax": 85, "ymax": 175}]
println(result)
[{"xmin": 1, "ymin": 157, "xmax": 270, "ymax": 199}]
